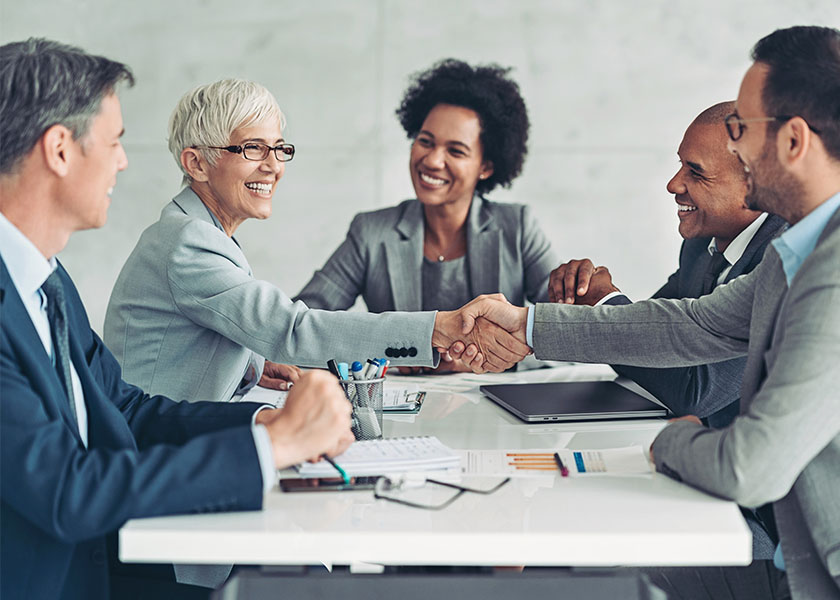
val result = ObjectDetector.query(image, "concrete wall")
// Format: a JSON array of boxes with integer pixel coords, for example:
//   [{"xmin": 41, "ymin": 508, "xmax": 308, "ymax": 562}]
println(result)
[{"xmin": 2, "ymin": 1, "xmax": 838, "ymax": 332}]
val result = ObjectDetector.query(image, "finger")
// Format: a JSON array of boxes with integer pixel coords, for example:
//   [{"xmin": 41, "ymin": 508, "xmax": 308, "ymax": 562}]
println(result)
[
  {"xmin": 449, "ymin": 341, "xmax": 466, "ymax": 358},
  {"xmin": 463, "ymin": 343, "xmax": 478, "ymax": 359},
  {"xmin": 564, "ymin": 261, "xmax": 580, "ymax": 304},
  {"xmin": 577, "ymin": 260, "xmax": 596, "ymax": 296},
  {"xmin": 548, "ymin": 266, "xmax": 563, "ymax": 304}
]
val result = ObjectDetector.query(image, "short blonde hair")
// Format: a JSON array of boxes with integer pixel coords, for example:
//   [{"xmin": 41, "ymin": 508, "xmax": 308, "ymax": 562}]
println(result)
[{"xmin": 168, "ymin": 79, "xmax": 286, "ymax": 185}]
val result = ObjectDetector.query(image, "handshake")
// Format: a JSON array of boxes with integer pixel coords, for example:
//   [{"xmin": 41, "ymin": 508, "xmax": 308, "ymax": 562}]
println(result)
[
  {"xmin": 429, "ymin": 257, "xmax": 620, "ymax": 374},
  {"xmin": 431, "ymin": 294, "xmax": 531, "ymax": 373}
]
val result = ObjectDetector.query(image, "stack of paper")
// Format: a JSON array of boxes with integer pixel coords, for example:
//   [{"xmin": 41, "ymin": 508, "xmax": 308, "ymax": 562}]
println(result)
[{"xmin": 297, "ymin": 436, "xmax": 461, "ymax": 477}]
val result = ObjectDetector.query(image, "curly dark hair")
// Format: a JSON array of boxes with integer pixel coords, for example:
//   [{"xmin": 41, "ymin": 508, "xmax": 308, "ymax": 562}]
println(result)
[{"xmin": 396, "ymin": 58, "xmax": 529, "ymax": 195}]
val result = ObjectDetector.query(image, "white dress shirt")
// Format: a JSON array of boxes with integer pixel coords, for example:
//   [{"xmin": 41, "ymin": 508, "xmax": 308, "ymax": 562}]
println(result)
[{"xmin": 0, "ymin": 212, "xmax": 89, "ymax": 446}]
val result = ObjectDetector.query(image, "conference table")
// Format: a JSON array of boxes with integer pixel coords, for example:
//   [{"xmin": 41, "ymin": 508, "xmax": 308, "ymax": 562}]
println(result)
[{"xmin": 119, "ymin": 363, "xmax": 751, "ymax": 570}]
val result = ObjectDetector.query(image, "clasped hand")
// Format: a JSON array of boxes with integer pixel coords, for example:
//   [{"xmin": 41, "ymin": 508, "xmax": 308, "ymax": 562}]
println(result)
[{"xmin": 432, "ymin": 294, "xmax": 531, "ymax": 373}]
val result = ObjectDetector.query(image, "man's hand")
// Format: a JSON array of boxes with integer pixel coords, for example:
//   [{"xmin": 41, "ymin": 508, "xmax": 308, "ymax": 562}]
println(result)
[
  {"xmin": 432, "ymin": 294, "xmax": 530, "ymax": 373},
  {"xmin": 548, "ymin": 259, "xmax": 620, "ymax": 305},
  {"xmin": 260, "ymin": 371, "xmax": 354, "ymax": 469},
  {"xmin": 650, "ymin": 415, "xmax": 704, "ymax": 461},
  {"xmin": 258, "ymin": 361, "xmax": 302, "ymax": 391}
]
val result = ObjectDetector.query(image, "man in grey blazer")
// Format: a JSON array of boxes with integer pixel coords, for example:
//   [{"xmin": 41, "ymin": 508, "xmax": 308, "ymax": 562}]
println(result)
[{"xmin": 462, "ymin": 26, "xmax": 840, "ymax": 599}]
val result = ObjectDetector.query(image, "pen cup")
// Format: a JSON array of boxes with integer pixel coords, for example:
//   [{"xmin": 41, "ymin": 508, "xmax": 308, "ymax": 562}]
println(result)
[{"xmin": 340, "ymin": 378, "xmax": 384, "ymax": 440}]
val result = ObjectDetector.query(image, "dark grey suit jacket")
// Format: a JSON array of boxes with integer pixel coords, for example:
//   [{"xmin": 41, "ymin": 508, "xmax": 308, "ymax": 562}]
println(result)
[
  {"xmin": 533, "ymin": 206, "xmax": 840, "ymax": 598},
  {"xmin": 294, "ymin": 197, "xmax": 557, "ymax": 311},
  {"xmin": 609, "ymin": 214, "xmax": 787, "ymax": 428}
]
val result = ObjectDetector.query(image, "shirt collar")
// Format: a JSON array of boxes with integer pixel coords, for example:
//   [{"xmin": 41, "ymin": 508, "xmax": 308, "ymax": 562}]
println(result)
[
  {"xmin": 771, "ymin": 191, "xmax": 840, "ymax": 285},
  {"xmin": 707, "ymin": 212, "xmax": 769, "ymax": 265},
  {"xmin": 0, "ymin": 211, "xmax": 57, "ymax": 298}
]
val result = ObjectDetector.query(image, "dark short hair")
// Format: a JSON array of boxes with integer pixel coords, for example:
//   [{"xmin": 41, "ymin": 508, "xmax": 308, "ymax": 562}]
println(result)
[
  {"xmin": 751, "ymin": 26, "xmax": 840, "ymax": 161},
  {"xmin": 396, "ymin": 59, "xmax": 529, "ymax": 195},
  {"xmin": 0, "ymin": 38, "xmax": 134, "ymax": 174}
]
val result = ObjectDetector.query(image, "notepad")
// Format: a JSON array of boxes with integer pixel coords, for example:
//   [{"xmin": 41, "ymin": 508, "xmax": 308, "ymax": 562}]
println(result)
[{"xmin": 296, "ymin": 436, "xmax": 461, "ymax": 477}]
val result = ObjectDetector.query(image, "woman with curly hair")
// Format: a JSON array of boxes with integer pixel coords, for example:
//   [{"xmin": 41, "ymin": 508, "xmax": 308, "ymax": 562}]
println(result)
[{"xmin": 295, "ymin": 59, "xmax": 557, "ymax": 371}]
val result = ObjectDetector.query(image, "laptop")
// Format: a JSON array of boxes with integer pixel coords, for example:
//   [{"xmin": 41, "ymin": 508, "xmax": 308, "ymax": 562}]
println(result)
[{"xmin": 479, "ymin": 381, "xmax": 669, "ymax": 423}]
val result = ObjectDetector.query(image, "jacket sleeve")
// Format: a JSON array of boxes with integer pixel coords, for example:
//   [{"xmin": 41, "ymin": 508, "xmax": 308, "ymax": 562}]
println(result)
[
  {"xmin": 294, "ymin": 213, "xmax": 368, "ymax": 310},
  {"xmin": 532, "ymin": 256, "xmax": 758, "ymax": 366},
  {"xmin": 609, "ymin": 252, "xmax": 744, "ymax": 418},
  {"xmin": 166, "ymin": 219, "xmax": 437, "ymax": 367},
  {"xmin": 652, "ymin": 243, "xmax": 840, "ymax": 508},
  {"xmin": 0, "ymin": 343, "xmax": 264, "ymax": 545},
  {"xmin": 520, "ymin": 205, "xmax": 558, "ymax": 304}
]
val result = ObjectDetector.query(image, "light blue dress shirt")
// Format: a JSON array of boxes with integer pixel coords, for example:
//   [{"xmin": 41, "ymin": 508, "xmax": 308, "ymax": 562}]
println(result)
[{"xmin": 769, "ymin": 191, "xmax": 840, "ymax": 570}]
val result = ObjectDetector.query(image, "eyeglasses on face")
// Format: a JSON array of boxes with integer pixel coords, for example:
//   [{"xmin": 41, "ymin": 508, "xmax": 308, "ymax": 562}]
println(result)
[
  {"xmin": 192, "ymin": 142, "xmax": 295, "ymax": 162},
  {"xmin": 724, "ymin": 113, "xmax": 821, "ymax": 142}
]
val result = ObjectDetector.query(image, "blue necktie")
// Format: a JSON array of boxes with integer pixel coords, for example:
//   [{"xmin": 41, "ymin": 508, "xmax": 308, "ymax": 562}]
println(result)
[{"xmin": 41, "ymin": 271, "xmax": 78, "ymax": 424}]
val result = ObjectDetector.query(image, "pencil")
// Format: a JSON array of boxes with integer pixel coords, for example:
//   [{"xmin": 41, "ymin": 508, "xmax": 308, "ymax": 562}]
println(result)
[{"xmin": 322, "ymin": 454, "xmax": 350, "ymax": 484}]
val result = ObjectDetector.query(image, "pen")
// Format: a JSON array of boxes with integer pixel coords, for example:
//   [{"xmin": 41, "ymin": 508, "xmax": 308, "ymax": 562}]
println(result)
[
  {"xmin": 363, "ymin": 358, "xmax": 380, "ymax": 379},
  {"xmin": 322, "ymin": 454, "xmax": 350, "ymax": 484},
  {"xmin": 554, "ymin": 452, "xmax": 569, "ymax": 477},
  {"xmin": 375, "ymin": 358, "xmax": 388, "ymax": 378},
  {"xmin": 350, "ymin": 361, "xmax": 365, "ymax": 380},
  {"xmin": 326, "ymin": 359, "xmax": 340, "ymax": 379},
  {"xmin": 337, "ymin": 362, "xmax": 349, "ymax": 381}
]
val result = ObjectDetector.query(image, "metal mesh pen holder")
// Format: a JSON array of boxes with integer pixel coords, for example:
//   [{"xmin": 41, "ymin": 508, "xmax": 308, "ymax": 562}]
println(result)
[{"xmin": 340, "ymin": 378, "xmax": 384, "ymax": 440}]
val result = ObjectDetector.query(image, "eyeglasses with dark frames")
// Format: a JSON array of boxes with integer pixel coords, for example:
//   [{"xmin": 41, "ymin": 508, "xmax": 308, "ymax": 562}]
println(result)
[
  {"xmin": 192, "ymin": 141, "xmax": 295, "ymax": 162},
  {"xmin": 724, "ymin": 113, "xmax": 821, "ymax": 142},
  {"xmin": 373, "ymin": 475, "xmax": 510, "ymax": 511}
]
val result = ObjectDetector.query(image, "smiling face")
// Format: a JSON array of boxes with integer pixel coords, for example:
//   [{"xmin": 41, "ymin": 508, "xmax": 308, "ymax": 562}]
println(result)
[
  {"xmin": 409, "ymin": 103, "xmax": 493, "ymax": 210},
  {"xmin": 666, "ymin": 119, "xmax": 757, "ymax": 249},
  {"xmin": 62, "ymin": 93, "xmax": 128, "ymax": 231},
  {"xmin": 728, "ymin": 63, "xmax": 802, "ymax": 220},
  {"xmin": 195, "ymin": 120, "xmax": 285, "ymax": 234}
]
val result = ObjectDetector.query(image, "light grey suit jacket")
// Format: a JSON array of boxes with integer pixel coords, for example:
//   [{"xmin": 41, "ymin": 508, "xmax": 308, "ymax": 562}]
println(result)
[
  {"xmin": 104, "ymin": 187, "xmax": 438, "ymax": 403},
  {"xmin": 532, "ymin": 208, "xmax": 840, "ymax": 599},
  {"xmin": 294, "ymin": 197, "xmax": 557, "ymax": 311}
]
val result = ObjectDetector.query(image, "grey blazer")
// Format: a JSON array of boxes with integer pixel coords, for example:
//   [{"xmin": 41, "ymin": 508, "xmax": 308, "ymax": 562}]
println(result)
[
  {"xmin": 294, "ymin": 197, "xmax": 557, "ymax": 311},
  {"xmin": 532, "ymin": 208, "xmax": 840, "ymax": 598},
  {"xmin": 104, "ymin": 187, "xmax": 438, "ymax": 403}
]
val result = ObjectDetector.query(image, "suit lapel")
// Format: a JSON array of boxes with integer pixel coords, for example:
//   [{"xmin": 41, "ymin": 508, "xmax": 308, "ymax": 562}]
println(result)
[
  {"xmin": 466, "ymin": 197, "xmax": 501, "ymax": 296},
  {"xmin": 686, "ymin": 248, "xmax": 713, "ymax": 297},
  {"xmin": 385, "ymin": 201, "xmax": 423, "ymax": 311},
  {"xmin": 727, "ymin": 214, "xmax": 787, "ymax": 282},
  {"xmin": 172, "ymin": 187, "xmax": 254, "ymax": 276},
  {"xmin": 0, "ymin": 260, "xmax": 82, "ymax": 444}
]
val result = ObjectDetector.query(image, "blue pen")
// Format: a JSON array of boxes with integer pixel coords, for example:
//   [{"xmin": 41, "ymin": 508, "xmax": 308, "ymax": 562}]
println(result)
[
  {"xmin": 350, "ymin": 361, "xmax": 365, "ymax": 380},
  {"xmin": 374, "ymin": 358, "xmax": 387, "ymax": 378}
]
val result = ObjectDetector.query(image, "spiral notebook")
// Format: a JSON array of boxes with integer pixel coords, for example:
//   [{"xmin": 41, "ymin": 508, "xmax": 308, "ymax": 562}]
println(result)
[{"xmin": 296, "ymin": 436, "xmax": 461, "ymax": 477}]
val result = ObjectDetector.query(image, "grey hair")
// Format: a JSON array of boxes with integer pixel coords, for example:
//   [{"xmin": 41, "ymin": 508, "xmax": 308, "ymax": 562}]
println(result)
[
  {"xmin": 168, "ymin": 79, "xmax": 286, "ymax": 185},
  {"xmin": 0, "ymin": 38, "xmax": 134, "ymax": 175}
]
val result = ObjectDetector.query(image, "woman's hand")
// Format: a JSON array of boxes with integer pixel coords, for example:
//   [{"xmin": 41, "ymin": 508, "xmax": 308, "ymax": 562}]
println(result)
[{"xmin": 258, "ymin": 361, "xmax": 302, "ymax": 391}]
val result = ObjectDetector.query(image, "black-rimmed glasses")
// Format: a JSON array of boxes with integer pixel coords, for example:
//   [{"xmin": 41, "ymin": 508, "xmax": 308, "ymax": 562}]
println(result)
[
  {"xmin": 724, "ymin": 113, "xmax": 821, "ymax": 142},
  {"xmin": 374, "ymin": 476, "xmax": 510, "ymax": 511},
  {"xmin": 192, "ymin": 142, "xmax": 295, "ymax": 162}
]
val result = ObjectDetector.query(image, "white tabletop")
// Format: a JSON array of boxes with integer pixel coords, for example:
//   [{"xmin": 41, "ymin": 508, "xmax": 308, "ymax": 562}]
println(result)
[{"xmin": 119, "ymin": 364, "xmax": 751, "ymax": 567}]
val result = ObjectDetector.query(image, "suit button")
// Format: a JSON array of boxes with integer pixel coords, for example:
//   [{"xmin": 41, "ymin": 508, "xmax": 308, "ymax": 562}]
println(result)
[
  {"xmin": 385, "ymin": 348, "xmax": 394, "ymax": 358},
  {"xmin": 400, "ymin": 348, "xmax": 409, "ymax": 358},
  {"xmin": 408, "ymin": 347, "xmax": 417, "ymax": 357},
  {"xmin": 91, "ymin": 549, "xmax": 106, "ymax": 565}
]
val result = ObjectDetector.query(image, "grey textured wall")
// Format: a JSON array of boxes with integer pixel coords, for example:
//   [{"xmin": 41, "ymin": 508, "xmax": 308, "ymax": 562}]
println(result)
[{"xmin": 2, "ymin": 1, "xmax": 838, "ymax": 333}]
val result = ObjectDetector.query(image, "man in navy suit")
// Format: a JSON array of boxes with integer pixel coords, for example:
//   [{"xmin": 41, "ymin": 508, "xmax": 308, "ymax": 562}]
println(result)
[
  {"xmin": 549, "ymin": 101, "xmax": 786, "ymax": 428},
  {"xmin": 0, "ymin": 39, "xmax": 356, "ymax": 600},
  {"xmin": 547, "ymin": 101, "xmax": 787, "ymax": 561}
]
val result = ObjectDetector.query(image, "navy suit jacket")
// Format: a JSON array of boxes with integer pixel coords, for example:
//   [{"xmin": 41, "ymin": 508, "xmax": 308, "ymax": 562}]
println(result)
[
  {"xmin": 609, "ymin": 214, "xmax": 787, "ymax": 427},
  {"xmin": 0, "ymin": 258, "xmax": 265, "ymax": 600}
]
